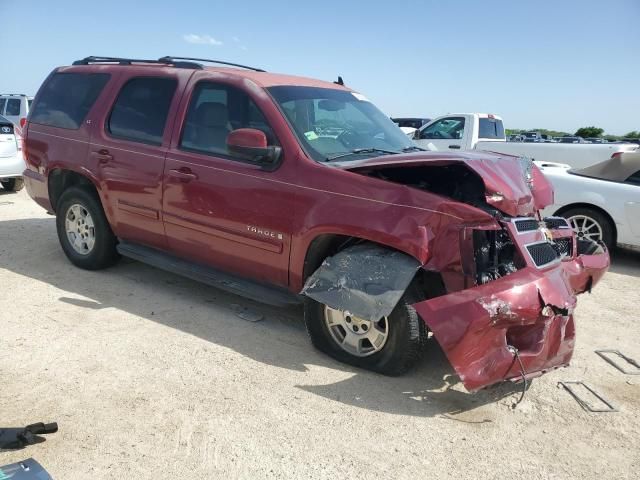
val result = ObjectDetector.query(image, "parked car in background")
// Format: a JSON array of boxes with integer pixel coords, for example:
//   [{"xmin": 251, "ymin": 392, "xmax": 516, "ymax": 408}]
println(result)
[
  {"xmin": 557, "ymin": 136, "xmax": 587, "ymax": 144},
  {"xmin": 586, "ymin": 137, "xmax": 607, "ymax": 144},
  {"xmin": 22, "ymin": 55, "xmax": 609, "ymax": 392},
  {"xmin": 392, "ymin": 117, "xmax": 431, "ymax": 137},
  {"xmin": 537, "ymin": 150, "xmax": 640, "ymax": 250},
  {"xmin": 413, "ymin": 113, "xmax": 638, "ymax": 169},
  {"xmin": 392, "ymin": 117, "xmax": 431, "ymax": 130},
  {"xmin": 0, "ymin": 94, "xmax": 33, "ymax": 134},
  {"xmin": 0, "ymin": 114, "xmax": 25, "ymax": 192}
]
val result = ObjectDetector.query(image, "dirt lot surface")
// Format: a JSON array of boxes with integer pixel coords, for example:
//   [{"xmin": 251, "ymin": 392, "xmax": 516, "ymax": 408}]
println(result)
[{"xmin": 1, "ymin": 188, "xmax": 638, "ymax": 479}]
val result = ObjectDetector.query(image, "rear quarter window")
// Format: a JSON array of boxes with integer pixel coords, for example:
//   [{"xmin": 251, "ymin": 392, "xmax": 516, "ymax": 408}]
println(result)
[
  {"xmin": 478, "ymin": 118, "xmax": 504, "ymax": 139},
  {"xmin": 0, "ymin": 98, "xmax": 6, "ymax": 114},
  {"xmin": 30, "ymin": 72, "xmax": 110, "ymax": 129}
]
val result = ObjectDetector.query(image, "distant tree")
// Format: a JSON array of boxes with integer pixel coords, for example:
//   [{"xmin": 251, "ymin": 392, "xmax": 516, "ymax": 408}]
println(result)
[
  {"xmin": 575, "ymin": 127, "xmax": 604, "ymax": 138},
  {"xmin": 624, "ymin": 131, "xmax": 640, "ymax": 138}
]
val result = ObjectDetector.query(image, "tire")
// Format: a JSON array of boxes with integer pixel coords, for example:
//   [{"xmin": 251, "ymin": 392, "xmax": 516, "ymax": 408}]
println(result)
[
  {"xmin": 304, "ymin": 287, "xmax": 427, "ymax": 376},
  {"xmin": 56, "ymin": 186, "xmax": 119, "ymax": 270},
  {"xmin": 561, "ymin": 207, "xmax": 615, "ymax": 251},
  {"xmin": 1, "ymin": 178, "xmax": 24, "ymax": 192}
]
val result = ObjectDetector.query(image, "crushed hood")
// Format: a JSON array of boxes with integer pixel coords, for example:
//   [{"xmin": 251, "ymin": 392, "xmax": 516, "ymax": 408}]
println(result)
[{"xmin": 344, "ymin": 151, "xmax": 554, "ymax": 217}]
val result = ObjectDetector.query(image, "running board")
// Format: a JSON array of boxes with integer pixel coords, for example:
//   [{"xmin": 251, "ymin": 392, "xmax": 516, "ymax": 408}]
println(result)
[{"xmin": 116, "ymin": 241, "xmax": 301, "ymax": 307}]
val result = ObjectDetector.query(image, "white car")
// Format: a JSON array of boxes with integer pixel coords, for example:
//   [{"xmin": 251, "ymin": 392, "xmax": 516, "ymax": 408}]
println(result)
[
  {"xmin": 537, "ymin": 151, "xmax": 640, "ymax": 250},
  {"xmin": 0, "ymin": 114, "xmax": 25, "ymax": 192}
]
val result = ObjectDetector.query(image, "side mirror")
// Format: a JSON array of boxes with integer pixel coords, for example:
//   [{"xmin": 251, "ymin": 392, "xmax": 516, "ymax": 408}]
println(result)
[
  {"xmin": 227, "ymin": 128, "xmax": 281, "ymax": 165},
  {"xmin": 413, "ymin": 129, "xmax": 421, "ymax": 140}
]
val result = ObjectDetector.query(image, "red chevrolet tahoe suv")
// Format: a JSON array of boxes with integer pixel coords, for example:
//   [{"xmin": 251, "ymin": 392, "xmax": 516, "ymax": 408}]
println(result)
[{"xmin": 22, "ymin": 56, "xmax": 610, "ymax": 391}]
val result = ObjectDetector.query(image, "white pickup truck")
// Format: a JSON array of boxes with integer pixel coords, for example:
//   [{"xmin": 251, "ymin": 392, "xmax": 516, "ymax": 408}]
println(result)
[{"xmin": 413, "ymin": 113, "xmax": 638, "ymax": 169}]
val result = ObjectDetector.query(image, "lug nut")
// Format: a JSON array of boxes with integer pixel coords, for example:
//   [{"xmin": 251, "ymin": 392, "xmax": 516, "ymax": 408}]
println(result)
[
  {"xmin": 361, "ymin": 324, "xmax": 368, "ymax": 331},
  {"xmin": 353, "ymin": 325, "xmax": 359, "ymax": 332},
  {"xmin": 345, "ymin": 316, "xmax": 351, "ymax": 323}
]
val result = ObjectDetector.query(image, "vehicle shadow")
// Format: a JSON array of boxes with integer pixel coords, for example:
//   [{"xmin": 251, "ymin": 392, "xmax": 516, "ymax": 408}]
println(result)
[
  {"xmin": 608, "ymin": 247, "xmax": 640, "ymax": 277},
  {"xmin": 2, "ymin": 217, "xmax": 526, "ymax": 419}
]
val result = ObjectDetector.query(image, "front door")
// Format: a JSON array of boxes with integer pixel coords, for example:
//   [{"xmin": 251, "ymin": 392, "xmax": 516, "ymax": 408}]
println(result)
[
  {"xmin": 91, "ymin": 70, "xmax": 188, "ymax": 250},
  {"xmin": 162, "ymin": 78, "xmax": 293, "ymax": 287},
  {"xmin": 415, "ymin": 116, "xmax": 467, "ymax": 151}
]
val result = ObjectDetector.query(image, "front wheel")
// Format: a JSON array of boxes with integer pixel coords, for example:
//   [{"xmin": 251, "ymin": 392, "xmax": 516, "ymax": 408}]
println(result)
[
  {"xmin": 56, "ymin": 186, "xmax": 119, "ymax": 270},
  {"xmin": 304, "ymin": 290, "xmax": 427, "ymax": 376},
  {"xmin": 1, "ymin": 178, "xmax": 24, "ymax": 192}
]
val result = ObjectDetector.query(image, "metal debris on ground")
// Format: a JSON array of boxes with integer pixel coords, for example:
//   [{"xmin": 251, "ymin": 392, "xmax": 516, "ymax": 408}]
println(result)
[
  {"xmin": 230, "ymin": 304, "xmax": 264, "ymax": 322},
  {"xmin": 595, "ymin": 349, "xmax": 640, "ymax": 375},
  {"xmin": 558, "ymin": 381, "xmax": 618, "ymax": 412}
]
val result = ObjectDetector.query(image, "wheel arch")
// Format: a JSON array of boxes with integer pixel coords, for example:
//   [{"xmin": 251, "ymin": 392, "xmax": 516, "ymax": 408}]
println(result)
[
  {"xmin": 300, "ymin": 233, "xmax": 445, "ymax": 303},
  {"xmin": 554, "ymin": 202, "xmax": 617, "ymax": 244},
  {"xmin": 48, "ymin": 168, "xmax": 101, "ymax": 213}
]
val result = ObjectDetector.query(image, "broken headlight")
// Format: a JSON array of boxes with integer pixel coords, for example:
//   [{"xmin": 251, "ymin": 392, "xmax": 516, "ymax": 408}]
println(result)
[{"xmin": 473, "ymin": 229, "xmax": 522, "ymax": 285}]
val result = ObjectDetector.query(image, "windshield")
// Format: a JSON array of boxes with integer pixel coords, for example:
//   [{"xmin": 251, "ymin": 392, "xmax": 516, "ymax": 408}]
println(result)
[{"xmin": 268, "ymin": 86, "xmax": 414, "ymax": 162}]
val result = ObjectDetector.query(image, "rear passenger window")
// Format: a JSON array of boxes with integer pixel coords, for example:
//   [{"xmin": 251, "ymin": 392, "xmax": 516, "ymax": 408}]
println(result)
[
  {"xmin": 180, "ymin": 82, "xmax": 277, "ymax": 157},
  {"xmin": 107, "ymin": 77, "xmax": 177, "ymax": 145},
  {"xmin": 5, "ymin": 99, "xmax": 21, "ymax": 116},
  {"xmin": 0, "ymin": 98, "xmax": 6, "ymax": 114},
  {"xmin": 30, "ymin": 72, "xmax": 110, "ymax": 129}
]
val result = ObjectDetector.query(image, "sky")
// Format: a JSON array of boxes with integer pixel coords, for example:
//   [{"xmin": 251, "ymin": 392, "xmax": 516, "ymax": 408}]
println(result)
[{"xmin": 1, "ymin": 0, "xmax": 638, "ymax": 135}]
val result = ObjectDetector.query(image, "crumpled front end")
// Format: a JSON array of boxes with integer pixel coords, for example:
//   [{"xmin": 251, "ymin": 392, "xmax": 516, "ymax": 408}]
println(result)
[{"xmin": 413, "ymin": 217, "xmax": 610, "ymax": 392}]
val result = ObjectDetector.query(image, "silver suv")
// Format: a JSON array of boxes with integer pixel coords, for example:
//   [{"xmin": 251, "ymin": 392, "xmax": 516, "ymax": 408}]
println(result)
[
  {"xmin": 0, "ymin": 114, "xmax": 25, "ymax": 191},
  {"xmin": 0, "ymin": 94, "xmax": 33, "ymax": 132}
]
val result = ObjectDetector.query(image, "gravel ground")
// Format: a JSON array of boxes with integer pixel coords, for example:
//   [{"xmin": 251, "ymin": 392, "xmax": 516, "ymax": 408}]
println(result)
[{"xmin": 1, "ymin": 188, "xmax": 638, "ymax": 479}]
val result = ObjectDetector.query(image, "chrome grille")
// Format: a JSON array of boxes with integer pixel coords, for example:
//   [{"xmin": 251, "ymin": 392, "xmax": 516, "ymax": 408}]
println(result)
[
  {"xmin": 514, "ymin": 218, "xmax": 539, "ymax": 233},
  {"xmin": 545, "ymin": 217, "xmax": 570, "ymax": 229},
  {"xmin": 526, "ymin": 242, "xmax": 560, "ymax": 267},
  {"xmin": 553, "ymin": 238, "xmax": 573, "ymax": 257}
]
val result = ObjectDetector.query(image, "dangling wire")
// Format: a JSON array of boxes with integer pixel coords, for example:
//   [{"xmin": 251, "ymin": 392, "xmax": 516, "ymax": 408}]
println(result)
[{"xmin": 507, "ymin": 345, "xmax": 527, "ymax": 408}]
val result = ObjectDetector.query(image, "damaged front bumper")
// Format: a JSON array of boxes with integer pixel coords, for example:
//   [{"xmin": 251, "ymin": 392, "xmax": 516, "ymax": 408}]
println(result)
[{"xmin": 413, "ymin": 250, "xmax": 610, "ymax": 391}]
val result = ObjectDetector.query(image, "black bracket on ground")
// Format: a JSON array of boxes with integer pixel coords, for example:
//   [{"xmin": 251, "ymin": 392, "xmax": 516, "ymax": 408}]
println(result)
[
  {"xmin": 595, "ymin": 349, "xmax": 640, "ymax": 375},
  {"xmin": 558, "ymin": 381, "xmax": 617, "ymax": 413},
  {"xmin": 0, "ymin": 422, "xmax": 58, "ymax": 451}
]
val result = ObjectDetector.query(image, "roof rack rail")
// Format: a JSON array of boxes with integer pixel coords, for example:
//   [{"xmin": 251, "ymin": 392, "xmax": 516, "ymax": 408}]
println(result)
[
  {"xmin": 72, "ymin": 56, "xmax": 203, "ymax": 70},
  {"xmin": 158, "ymin": 56, "xmax": 265, "ymax": 72}
]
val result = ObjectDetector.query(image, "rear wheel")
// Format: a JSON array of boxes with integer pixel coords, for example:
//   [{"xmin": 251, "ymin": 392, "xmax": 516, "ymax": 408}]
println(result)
[
  {"xmin": 1, "ymin": 178, "xmax": 24, "ymax": 192},
  {"xmin": 561, "ymin": 207, "xmax": 614, "ymax": 251},
  {"xmin": 304, "ymin": 288, "xmax": 427, "ymax": 376},
  {"xmin": 56, "ymin": 186, "xmax": 119, "ymax": 270}
]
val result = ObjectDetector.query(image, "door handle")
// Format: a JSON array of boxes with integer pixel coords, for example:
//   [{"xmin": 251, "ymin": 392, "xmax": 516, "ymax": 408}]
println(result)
[
  {"xmin": 448, "ymin": 145, "xmax": 461, "ymax": 149},
  {"xmin": 93, "ymin": 148, "xmax": 113, "ymax": 164},
  {"xmin": 169, "ymin": 168, "xmax": 198, "ymax": 181}
]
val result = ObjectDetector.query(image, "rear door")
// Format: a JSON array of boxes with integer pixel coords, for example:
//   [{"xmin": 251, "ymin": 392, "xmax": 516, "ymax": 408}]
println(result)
[
  {"xmin": 415, "ymin": 116, "xmax": 468, "ymax": 151},
  {"xmin": 90, "ymin": 69, "xmax": 191, "ymax": 250}
]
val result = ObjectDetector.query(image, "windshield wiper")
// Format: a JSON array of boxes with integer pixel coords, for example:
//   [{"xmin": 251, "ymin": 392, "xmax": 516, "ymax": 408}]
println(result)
[
  {"xmin": 401, "ymin": 146, "xmax": 426, "ymax": 152},
  {"xmin": 326, "ymin": 148, "xmax": 400, "ymax": 162}
]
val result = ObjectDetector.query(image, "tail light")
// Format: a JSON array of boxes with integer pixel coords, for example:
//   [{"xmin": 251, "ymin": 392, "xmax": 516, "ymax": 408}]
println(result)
[
  {"xmin": 20, "ymin": 117, "xmax": 27, "ymax": 129},
  {"xmin": 611, "ymin": 151, "xmax": 623, "ymax": 159}
]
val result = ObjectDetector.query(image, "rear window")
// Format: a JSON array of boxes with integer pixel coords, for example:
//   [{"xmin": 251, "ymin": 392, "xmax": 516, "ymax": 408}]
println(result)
[
  {"xmin": 107, "ymin": 77, "xmax": 177, "ymax": 145},
  {"xmin": 5, "ymin": 99, "xmax": 21, "ymax": 116},
  {"xmin": 478, "ymin": 118, "xmax": 504, "ymax": 139},
  {"xmin": 30, "ymin": 72, "xmax": 110, "ymax": 129}
]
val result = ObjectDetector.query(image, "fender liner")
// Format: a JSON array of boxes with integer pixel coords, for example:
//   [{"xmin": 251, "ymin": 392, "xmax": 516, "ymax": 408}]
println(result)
[{"xmin": 301, "ymin": 243, "xmax": 421, "ymax": 321}]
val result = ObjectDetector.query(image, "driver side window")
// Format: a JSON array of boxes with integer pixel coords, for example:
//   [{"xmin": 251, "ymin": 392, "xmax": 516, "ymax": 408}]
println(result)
[
  {"xmin": 420, "ymin": 117, "xmax": 466, "ymax": 140},
  {"xmin": 180, "ymin": 82, "xmax": 277, "ymax": 159}
]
